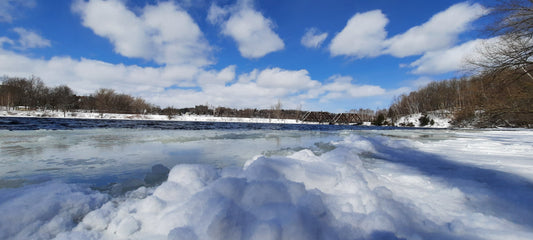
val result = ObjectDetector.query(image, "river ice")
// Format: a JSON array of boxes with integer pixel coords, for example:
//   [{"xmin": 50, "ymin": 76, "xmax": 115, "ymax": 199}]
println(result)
[{"xmin": 1, "ymin": 128, "xmax": 532, "ymax": 239}]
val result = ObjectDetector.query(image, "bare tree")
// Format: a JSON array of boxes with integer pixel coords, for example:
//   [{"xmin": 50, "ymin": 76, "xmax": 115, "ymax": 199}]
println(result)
[
  {"xmin": 273, "ymin": 99, "xmax": 282, "ymax": 119},
  {"xmin": 50, "ymin": 85, "xmax": 75, "ymax": 115},
  {"xmin": 94, "ymin": 88, "xmax": 116, "ymax": 113},
  {"xmin": 470, "ymin": 0, "xmax": 533, "ymax": 78}
]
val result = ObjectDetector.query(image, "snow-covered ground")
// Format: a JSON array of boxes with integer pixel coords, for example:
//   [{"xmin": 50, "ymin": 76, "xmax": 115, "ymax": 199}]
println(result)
[
  {"xmin": 393, "ymin": 111, "xmax": 452, "ymax": 128},
  {"xmin": 0, "ymin": 109, "xmax": 306, "ymax": 124},
  {"xmin": 1, "ymin": 128, "xmax": 532, "ymax": 239}
]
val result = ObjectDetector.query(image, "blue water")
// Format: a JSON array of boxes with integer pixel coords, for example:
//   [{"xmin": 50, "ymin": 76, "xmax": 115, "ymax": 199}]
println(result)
[{"xmin": 0, "ymin": 117, "xmax": 400, "ymax": 131}]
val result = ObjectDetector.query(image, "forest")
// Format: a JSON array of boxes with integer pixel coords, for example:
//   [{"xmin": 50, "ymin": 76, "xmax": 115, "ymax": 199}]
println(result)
[
  {"xmin": 387, "ymin": 68, "xmax": 533, "ymax": 127},
  {"xmin": 0, "ymin": 76, "xmax": 156, "ymax": 115}
]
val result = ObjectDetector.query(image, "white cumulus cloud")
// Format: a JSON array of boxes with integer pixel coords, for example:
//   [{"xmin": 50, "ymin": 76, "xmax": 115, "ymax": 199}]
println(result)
[
  {"xmin": 0, "ymin": 44, "xmax": 397, "ymax": 111},
  {"xmin": 384, "ymin": 2, "xmax": 488, "ymax": 57},
  {"xmin": 207, "ymin": 1, "xmax": 284, "ymax": 59},
  {"xmin": 72, "ymin": 0, "xmax": 211, "ymax": 66},
  {"xmin": 301, "ymin": 28, "xmax": 328, "ymax": 49},
  {"xmin": 256, "ymin": 68, "xmax": 320, "ymax": 90},
  {"xmin": 409, "ymin": 38, "xmax": 492, "ymax": 75},
  {"xmin": 329, "ymin": 10, "xmax": 388, "ymax": 58},
  {"xmin": 321, "ymin": 75, "xmax": 386, "ymax": 100},
  {"xmin": 328, "ymin": 2, "xmax": 488, "ymax": 77}
]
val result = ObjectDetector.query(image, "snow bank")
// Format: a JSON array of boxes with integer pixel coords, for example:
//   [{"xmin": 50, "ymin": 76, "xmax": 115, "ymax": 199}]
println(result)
[
  {"xmin": 393, "ymin": 112, "xmax": 452, "ymax": 128},
  {"xmin": 0, "ymin": 110, "xmax": 306, "ymax": 124},
  {"xmin": 2, "ymin": 131, "xmax": 532, "ymax": 239}
]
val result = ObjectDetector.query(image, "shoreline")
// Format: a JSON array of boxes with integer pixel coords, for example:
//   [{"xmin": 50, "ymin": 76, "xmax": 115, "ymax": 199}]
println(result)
[{"xmin": 0, "ymin": 109, "xmax": 321, "ymax": 125}]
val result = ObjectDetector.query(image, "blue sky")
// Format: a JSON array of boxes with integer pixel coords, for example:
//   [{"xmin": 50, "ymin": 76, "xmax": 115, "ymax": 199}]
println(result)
[{"xmin": 0, "ymin": 0, "xmax": 494, "ymax": 112}]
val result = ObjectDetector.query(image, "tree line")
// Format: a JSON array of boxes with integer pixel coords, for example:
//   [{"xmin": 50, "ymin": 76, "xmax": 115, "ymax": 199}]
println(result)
[
  {"xmin": 159, "ymin": 105, "xmax": 306, "ymax": 120},
  {"xmin": 0, "ymin": 76, "xmax": 314, "ymax": 120},
  {"xmin": 0, "ymin": 76, "xmax": 156, "ymax": 114},
  {"xmin": 387, "ymin": 69, "xmax": 533, "ymax": 127}
]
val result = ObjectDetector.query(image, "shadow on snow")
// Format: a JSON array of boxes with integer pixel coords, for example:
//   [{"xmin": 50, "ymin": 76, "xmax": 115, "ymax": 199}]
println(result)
[{"xmin": 365, "ymin": 136, "xmax": 533, "ymax": 229}]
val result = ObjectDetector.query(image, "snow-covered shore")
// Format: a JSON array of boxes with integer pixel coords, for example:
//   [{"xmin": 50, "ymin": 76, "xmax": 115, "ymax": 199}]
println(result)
[
  {"xmin": 0, "ymin": 109, "xmax": 307, "ymax": 125},
  {"xmin": 393, "ymin": 112, "xmax": 452, "ymax": 128},
  {"xmin": 1, "ymin": 109, "xmax": 459, "ymax": 128}
]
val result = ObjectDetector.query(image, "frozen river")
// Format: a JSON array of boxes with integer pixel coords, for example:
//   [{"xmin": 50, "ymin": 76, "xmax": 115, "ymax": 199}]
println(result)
[{"xmin": 1, "ymin": 117, "xmax": 533, "ymax": 239}]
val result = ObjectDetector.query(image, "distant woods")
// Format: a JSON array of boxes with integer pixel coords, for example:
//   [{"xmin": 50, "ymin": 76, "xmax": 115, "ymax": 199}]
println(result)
[
  {"xmin": 387, "ymin": 69, "xmax": 533, "ymax": 127},
  {"xmin": 0, "ymin": 76, "xmax": 156, "ymax": 114},
  {"xmin": 0, "ymin": 76, "xmax": 308, "ymax": 120}
]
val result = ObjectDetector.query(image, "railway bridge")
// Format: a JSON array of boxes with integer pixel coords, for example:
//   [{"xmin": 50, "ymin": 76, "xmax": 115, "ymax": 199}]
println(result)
[{"xmin": 299, "ymin": 111, "xmax": 362, "ymax": 125}]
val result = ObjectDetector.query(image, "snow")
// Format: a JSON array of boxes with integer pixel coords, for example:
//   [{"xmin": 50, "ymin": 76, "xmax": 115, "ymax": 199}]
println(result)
[
  {"xmin": 0, "ymin": 182, "xmax": 107, "ymax": 240},
  {"xmin": 393, "ymin": 111, "xmax": 452, "ymax": 128},
  {"xmin": 0, "ymin": 109, "xmax": 307, "ymax": 124},
  {"xmin": 1, "ymin": 128, "xmax": 533, "ymax": 239},
  {"xmin": 1, "ymin": 109, "xmax": 459, "ymax": 128}
]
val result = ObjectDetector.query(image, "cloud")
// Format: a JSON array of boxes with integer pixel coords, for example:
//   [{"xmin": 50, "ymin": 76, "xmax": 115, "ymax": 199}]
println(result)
[
  {"xmin": 207, "ymin": 3, "xmax": 229, "ymax": 25},
  {"xmin": 256, "ymin": 68, "xmax": 320, "ymax": 90},
  {"xmin": 208, "ymin": 1, "xmax": 284, "ymax": 59},
  {"xmin": 145, "ymin": 67, "xmax": 321, "ymax": 109},
  {"xmin": 301, "ymin": 28, "xmax": 328, "ymax": 49},
  {"xmin": 0, "ymin": 37, "xmax": 14, "ymax": 46},
  {"xmin": 197, "ymin": 65, "xmax": 236, "ymax": 88},
  {"xmin": 320, "ymin": 75, "xmax": 386, "ymax": 101},
  {"xmin": 72, "ymin": 0, "xmax": 211, "ymax": 66},
  {"xmin": 384, "ymin": 2, "xmax": 488, "ymax": 57},
  {"xmin": 0, "ymin": 46, "xmax": 308, "ymax": 109},
  {"xmin": 0, "ymin": 0, "xmax": 36, "ymax": 22},
  {"xmin": 12, "ymin": 28, "xmax": 51, "ymax": 49},
  {"xmin": 409, "ymin": 38, "xmax": 489, "ymax": 75},
  {"xmin": 0, "ymin": 44, "xmax": 396, "ymax": 111},
  {"xmin": 329, "ymin": 10, "xmax": 388, "ymax": 58},
  {"xmin": 403, "ymin": 76, "xmax": 435, "ymax": 88},
  {"xmin": 0, "ymin": 48, "xmax": 200, "ymax": 96},
  {"xmin": 329, "ymin": 2, "xmax": 488, "ymax": 71}
]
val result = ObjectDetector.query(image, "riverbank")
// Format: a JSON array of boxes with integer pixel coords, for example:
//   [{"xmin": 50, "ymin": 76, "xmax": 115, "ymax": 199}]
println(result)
[
  {"xmin": 0, "ymin": 109, "xmax": 308, "ymax": 125},
  {"xmin": 0, "ymin": 109, "xmax": 458, "ymax": 128}
]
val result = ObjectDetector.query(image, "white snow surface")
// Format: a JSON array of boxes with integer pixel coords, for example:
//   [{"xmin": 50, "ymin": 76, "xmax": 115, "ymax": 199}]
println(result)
[{"xmin": 1, "ymin": 129, "xmax": 533, "ymax": 239}]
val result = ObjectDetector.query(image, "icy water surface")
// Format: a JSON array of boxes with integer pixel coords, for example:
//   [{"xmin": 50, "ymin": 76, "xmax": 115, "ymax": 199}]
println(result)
[{"xmin": 1, "ymin": 117, "xmax": 533, "ymax": 240}]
